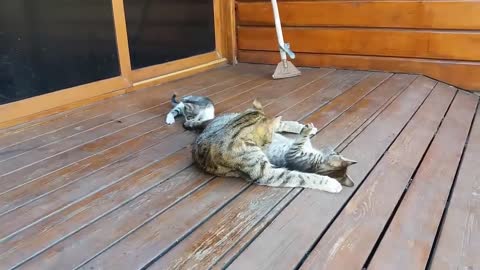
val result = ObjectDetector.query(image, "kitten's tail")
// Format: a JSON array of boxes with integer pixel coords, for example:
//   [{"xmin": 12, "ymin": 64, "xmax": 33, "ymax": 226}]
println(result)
[{"xmin": 171, "ymin": 94, "xmax": 179, "ymax": 106}]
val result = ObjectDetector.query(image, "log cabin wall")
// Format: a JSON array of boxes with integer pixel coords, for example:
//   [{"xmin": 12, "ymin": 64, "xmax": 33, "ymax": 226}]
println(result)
[{"xmin": 236, "ymin": 0, "xmax": 480, "ymax": 91}]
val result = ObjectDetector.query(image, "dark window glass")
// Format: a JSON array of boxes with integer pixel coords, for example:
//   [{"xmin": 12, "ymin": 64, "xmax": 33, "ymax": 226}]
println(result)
[
  {"xmin": 0, "ymin": 0, "xmax": 120, "ymax": 105},
  {"xmin": 124, "ymin": 0, "xmax": 215, "ymax": 70}
]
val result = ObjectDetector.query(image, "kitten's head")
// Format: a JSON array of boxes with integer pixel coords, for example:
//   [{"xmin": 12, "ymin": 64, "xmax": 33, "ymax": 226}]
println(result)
[
  {"xmin": 314, "ymin": 149, "xmax": 357, "ymax": 187},
  {"xmin": 183, "ymin": 103, "xmax": 196, "ymax": 120}
]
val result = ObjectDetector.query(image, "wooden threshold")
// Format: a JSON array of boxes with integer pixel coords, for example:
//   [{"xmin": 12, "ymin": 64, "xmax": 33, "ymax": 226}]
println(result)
[
  {"xmin": 0, "ymin": 76, "xmax": 129, "ymax": 129},
  {"xmin": 130, "ymin": 57, "xmax": 228, "ymax": 91},
  {"xmin": 131, "ymin": 52, "xmax": 222, "ymax": 82}
]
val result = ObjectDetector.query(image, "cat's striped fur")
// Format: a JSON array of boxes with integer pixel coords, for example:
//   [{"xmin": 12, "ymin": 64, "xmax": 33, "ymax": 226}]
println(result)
[
  {"xmin": 266, "ymin": 123, "xmax": 357, "ymax": 187},
  {"xmin": 166, "ymin": 94, "xmax": 215, "ymax": 129},
  {"xmin": 192, "ymin": 100, "xmax": 343, "ymax": 192}
]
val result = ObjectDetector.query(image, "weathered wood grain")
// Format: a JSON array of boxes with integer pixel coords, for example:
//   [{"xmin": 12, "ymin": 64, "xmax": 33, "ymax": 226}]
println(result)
[
  {"xmin": 299, "ymin": 82, "xmax": 455, "ymax": 270},
  {"xmin": 429, "ymin": 100, "xmax": 480, "ymax": 269},
  {"xmin": 227, "ymin": 76, "xmax": 440, "ymax": 270},
  {"xmin": 368, "ymin": 89, "xmax": 478, "ymax": 270}
]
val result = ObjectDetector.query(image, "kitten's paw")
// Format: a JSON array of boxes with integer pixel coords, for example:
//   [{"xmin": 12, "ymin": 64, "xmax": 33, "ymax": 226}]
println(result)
[
  {"xmin": 301, "ymin": 125, "xmax": 314, "ymax": 137},
  {"xmin": 166, "ymin": 114, "xmax": 175, "ymax": 125},
  {"xmin": 307, "ymin": 123, "xmax": 318, "ymax": 136},
  {"xmin": 323, "ymin": 177, "xmax": 342, "ymax": 193}
]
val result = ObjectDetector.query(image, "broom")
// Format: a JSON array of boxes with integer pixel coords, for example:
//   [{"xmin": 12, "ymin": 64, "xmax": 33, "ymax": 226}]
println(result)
[{"xmin": 271, "ymin": 0, "xmax": 301, "ymax": 79}]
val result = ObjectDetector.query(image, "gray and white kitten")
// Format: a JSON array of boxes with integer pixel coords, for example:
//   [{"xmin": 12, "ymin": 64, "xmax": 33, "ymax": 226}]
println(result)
[
  {"xmin": 165, "ymin": 94, "xmax": 215, "ymax": 129},
  {"xmin": 266, "ymin": 122, "xmax": 357, "ymax": 187}
]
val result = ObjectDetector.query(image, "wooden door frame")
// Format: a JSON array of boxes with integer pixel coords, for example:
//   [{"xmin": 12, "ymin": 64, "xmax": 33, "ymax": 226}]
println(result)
[{"xmin": 0, "ymin": 0, "xmax": 236, "ymax": 128}]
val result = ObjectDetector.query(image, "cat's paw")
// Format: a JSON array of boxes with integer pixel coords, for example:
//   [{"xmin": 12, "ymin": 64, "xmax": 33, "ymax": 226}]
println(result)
[
  {"xmin": 301, "ymin": 125, "xmax": 314, "ymax": 137},
  {"xmin": 322, "ymin": 177, "xmax": 342, "ymax": 193},
  {"xmin": 302, "ymin": 123, "xmax": 318, "ymax": 137},
  {"xmin": 166, "ymin": 114, "xmax": 175, "ymax": 125}
]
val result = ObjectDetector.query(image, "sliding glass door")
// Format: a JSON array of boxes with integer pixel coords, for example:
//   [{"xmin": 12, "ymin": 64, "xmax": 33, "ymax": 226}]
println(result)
[
  {"xmin": 0, "ymin": 0, "xmax": 120, "ymax": 105},
  {"xmin": 124, "ymin": 0, "xmax": 215, "ymax": 70}
]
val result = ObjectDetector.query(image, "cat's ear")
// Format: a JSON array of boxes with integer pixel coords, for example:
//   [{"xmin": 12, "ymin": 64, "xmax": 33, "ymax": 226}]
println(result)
[
  {"xmin": 340, "ymin": 156, "xmax": 357, "ymax": 166},
  {"xmin": 252, "ymin": 99, "xmax": 263, "ymax": 111},
  {"xmin": 272, "ymin": 116, "xmax": 282, "ymax": 128}
]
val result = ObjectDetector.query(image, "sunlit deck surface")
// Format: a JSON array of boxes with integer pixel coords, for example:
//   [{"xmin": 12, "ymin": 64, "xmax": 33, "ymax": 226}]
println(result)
[{"xmin": 1, "ymin": 64, "xmax": 479, "ymax": 270}]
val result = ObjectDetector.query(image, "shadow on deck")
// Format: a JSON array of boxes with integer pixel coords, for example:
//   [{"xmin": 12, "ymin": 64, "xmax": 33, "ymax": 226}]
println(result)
[{"xmin": 0, "ymin": 64, "xmax": 478, "ymax": 270}]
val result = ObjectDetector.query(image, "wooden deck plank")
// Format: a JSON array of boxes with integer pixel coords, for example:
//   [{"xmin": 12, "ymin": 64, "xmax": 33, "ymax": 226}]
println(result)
[
  {"xmin": 0, "ymin": 105, "xmax": 170, "ymax": 173},
  {"xmin": 0, "ymin": 66, "xmax": 247, "ymax": 150},
  {"xmin": 148, "ymin": 185, "xmax": 292, "ymax": 270},
  {"xmin": 0, "ymin": 67, "xmax": 332, "ymax": 269},
  {"xmin": 0, "ymin": 73, "xmax": 257, "ymax": 163},
  {"xmin": 212, "ymin": 190, "xmax": 301, "ymax": 269},
  {"xmin": 291, "ymin": 72, "xmax": 393, "ymax": 129},
  {"xmin": 272, "ymin": 71, "xmax": 371, "ymax": 121},
  {"xmin": 430, "ymin": 101, "xmax": 480, "ymax": 269},
  {"xmin": 213, "ymin": 68, "xmax": 334, "ymax": 114},
  {"xmin": 368, "ymin": 89, "xmax": 478, "ymax": 269},
  {"xmin": 0, "ymin": 132, "xmax": 196, "ymax": 241},
  {"xmin": 0, "ymin": 149, "xmax": 200, "ymax": 269},
  {"xmin": 310, "ymin": 74, "xmax": 415, "ymax": 149},
  {"xmin": 59, "ymin": 70, "xmax": 374, "ymax": 270},
  {"xmin": 10, "ymin": 172, "xmax": 237, "ymax": 270},
  {"xmin": 146, "ymin": 73, "xmax": 407, "ymax": 269},
  {"xmin": 224, "ymin": 75, "xmax": 435, "ymax": 270},
  {"xmin": 298, "ymin": 82, "xmax": 455, "ymax": 270},
  {"xmin": 74, "ymin": 179, "xmax": 249, "ymax": 270},
  {"xmin": 0, "ymin": 68, "xmax": 276, "ymax": 214}
]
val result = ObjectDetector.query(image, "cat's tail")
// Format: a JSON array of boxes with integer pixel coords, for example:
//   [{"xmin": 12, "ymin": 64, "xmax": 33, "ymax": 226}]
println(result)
[{"xmin": 171, "ymin": 93, "xmax": 179, "ymax": 106}]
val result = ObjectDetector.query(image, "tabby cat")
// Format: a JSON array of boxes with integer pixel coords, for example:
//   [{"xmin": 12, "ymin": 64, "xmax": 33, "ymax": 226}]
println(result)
[
  {"xmin": 266, "ymin": 123, "xmax": 357, "ymax": 187},
  {"xmin": 165, "ymin": 94, "xmax": 214, "ymax": 129},
  {"xmin": 192, "ymin": 100, "xmax": 343, "ymax": 193}
]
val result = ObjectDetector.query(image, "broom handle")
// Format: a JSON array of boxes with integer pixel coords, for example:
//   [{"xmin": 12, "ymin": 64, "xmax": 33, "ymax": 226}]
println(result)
[{"xmin": 271, "ymin": 0, "xmax": 287, "ymax": 61}]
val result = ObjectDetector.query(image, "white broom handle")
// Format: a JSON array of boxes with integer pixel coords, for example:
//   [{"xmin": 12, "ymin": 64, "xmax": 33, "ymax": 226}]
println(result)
[{"xmin": 271, "ymin": 0, "xmax": 287, "ymax": 61}]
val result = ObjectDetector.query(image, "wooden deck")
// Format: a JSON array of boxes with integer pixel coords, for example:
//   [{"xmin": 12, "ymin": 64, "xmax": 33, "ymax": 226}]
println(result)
[{"xmin": 0, "ymin": 64, "xmax": 479, "ymax": 270}]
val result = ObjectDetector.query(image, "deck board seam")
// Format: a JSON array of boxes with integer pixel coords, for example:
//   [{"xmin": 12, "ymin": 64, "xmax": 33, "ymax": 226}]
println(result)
[
  {"xmin": 77, "ymin": 184, "xmax": 253, "ymax": 270},
  {"xmin": 362, "ymin": 84, "xmax": 457, "ymax": 269},
  {"xmin": 425, "ymin": 95, "xmax": 480, "ymax": 269},
  {"xmin": 10, "ymin": 164, "xmax": 213, "ymax": 269}
]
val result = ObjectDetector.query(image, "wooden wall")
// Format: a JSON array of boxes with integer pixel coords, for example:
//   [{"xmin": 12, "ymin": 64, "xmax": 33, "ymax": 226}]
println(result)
[{"xmin": 236, "ymin": 0, "xmax": 480, "ymax": 91}]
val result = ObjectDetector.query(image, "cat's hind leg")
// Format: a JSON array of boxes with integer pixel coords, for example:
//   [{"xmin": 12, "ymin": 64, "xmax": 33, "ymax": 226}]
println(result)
[{"xmin": 238, "ymin": 149, "xmax": 342, "ymax": 193}]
